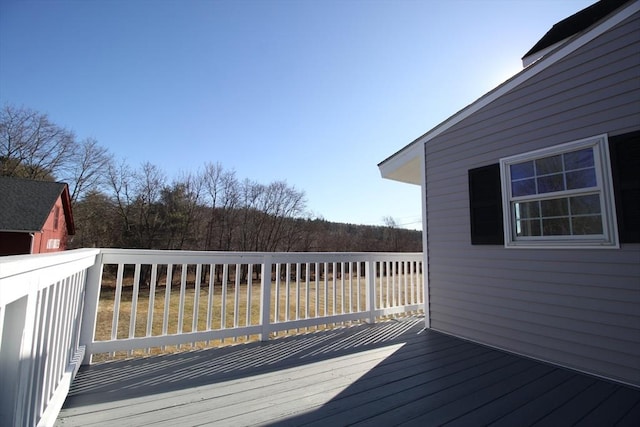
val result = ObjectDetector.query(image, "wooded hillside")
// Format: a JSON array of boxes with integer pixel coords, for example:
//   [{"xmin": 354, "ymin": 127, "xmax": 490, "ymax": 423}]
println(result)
[{"xmin": 1, "ymin": 104, "xmax": 421, "ymax": 252}]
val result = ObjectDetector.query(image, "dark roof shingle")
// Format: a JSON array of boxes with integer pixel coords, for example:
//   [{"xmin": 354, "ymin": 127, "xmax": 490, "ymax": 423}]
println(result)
[
  {"xmin": 523, "ymin": 0, "xmax": 633, "ymax": 59},
  {"xmin": 0, "ymin": 177, "xmax": 67, "ymax": 232}
]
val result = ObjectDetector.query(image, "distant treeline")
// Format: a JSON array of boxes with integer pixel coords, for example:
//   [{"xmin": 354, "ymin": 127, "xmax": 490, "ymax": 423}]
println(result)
[
  {"xmin": 71, "ymin": 182, "xmax": 422, "ymax": 252},
  {"xmin": 1, "ymin": 104, "xmax": 421, "ymax": 252}
]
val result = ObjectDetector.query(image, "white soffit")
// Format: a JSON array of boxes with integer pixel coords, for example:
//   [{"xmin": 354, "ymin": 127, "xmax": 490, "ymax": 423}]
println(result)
[
  {"xmin": 378, "ymin": 143, "xmax": 422, "ymax": 185},
  {"xmin": 378, "ymin": 0, "xmax": 639, "ymax": 185}
]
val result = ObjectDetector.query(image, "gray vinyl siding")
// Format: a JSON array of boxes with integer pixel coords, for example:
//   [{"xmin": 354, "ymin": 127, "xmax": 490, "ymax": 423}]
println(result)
[{"xmin": 424, "ymin": 11, "xmax": 640, "ymax": 386}]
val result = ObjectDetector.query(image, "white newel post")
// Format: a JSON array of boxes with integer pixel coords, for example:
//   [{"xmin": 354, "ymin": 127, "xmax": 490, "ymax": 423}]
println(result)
[
  {"xmin": 80, "ymin": 253, "xmax": 103, "ymax": 365},
  {"xmin": 14, "ymin": 284, "xmax": 40, "ymax": 427},
  {"xmin": 259, "ymin": 254, "xmax": 272, "ymax": 341},
  {"xmin": 0, "ymin": 292, "xmax": 33, "ymax": 426}
]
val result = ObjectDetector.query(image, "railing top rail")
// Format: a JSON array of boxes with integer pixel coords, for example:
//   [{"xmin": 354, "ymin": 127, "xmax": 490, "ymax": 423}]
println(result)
[
  {"xmin": 0, "ymin": 248, "xmax": 423, "ymax": 306},
  {"xmin": 270, "ymin": 252, "xmax": 423, "ymax": 263},
  {"xmin": 96, "ymin": 248, "xmax": 422, "ymax": 257},
  {"xmin": 97, "ymin": 248, "xmax": 423, "ymax": 264},
  {"xmin": 0, "ymin": 248, "xmax": 100, "ymax": 306},
  {"xmin": 0, "ymin": 248, "xmax": 100, "ymax": 280}
]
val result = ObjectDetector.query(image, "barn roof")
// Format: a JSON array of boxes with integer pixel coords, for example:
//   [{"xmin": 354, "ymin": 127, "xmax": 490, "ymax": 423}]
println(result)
[{"xmin": 0, "ymin": 177, "xmax": 75, "ymax": 234}]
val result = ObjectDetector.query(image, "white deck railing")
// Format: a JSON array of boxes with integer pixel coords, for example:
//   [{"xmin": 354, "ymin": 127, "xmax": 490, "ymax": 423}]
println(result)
[
  {"xmin": 0, "ymin": 249, "xmax": 100, "ymax": 427},
  {"xmin": 0, "ymin": 248, "xmax": 424, "ymax": 427}
]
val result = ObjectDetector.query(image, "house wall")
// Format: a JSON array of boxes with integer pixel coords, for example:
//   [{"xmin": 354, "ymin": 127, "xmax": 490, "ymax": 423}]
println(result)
[
  {"xmin": 424, "ymin": 11, "xmax": 640, "ymax": 385},
  {"xmin": 32, "ymin": 196, "xmax": 70, "ymax": 254}
]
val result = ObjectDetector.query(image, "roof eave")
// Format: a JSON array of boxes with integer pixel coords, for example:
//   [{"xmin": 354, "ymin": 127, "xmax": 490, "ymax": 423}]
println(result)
[
  {"xmin": 378, "ymin": 0, "xmax": 639, "ymax": 185},
  {"xmin": 378, "ymin": 142, "xmax": 422, "ymax": 185},
  {"xmin": 60, "ymin": 184, "xmax": 76, "ymax": 235}
]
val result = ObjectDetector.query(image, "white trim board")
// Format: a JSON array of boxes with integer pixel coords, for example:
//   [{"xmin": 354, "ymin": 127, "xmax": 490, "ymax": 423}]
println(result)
[{"xmin": 378, "ymin": 1, "xmax": 640, "ymax": 185}]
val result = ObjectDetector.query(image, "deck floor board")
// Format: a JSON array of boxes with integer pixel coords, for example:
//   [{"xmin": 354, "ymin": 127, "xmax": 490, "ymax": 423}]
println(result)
[{"xmin": 56, "ymin": 317, "xmax": 640, "ymax": 426}]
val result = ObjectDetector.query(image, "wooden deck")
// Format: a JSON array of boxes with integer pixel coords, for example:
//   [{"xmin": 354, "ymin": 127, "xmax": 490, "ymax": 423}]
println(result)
[{"xmin": 56, "ymin": 316, "xmax": 640, "ymax": 426}]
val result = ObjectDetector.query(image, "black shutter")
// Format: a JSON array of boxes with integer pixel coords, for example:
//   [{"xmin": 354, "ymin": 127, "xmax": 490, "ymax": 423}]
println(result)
[
  {"xmin": 469, "ymin": 163, "xmax": 504, "ymax": 245},
  {"xmin": 609, "ymin": 131, "xmax": 640, "ymax": 243}
]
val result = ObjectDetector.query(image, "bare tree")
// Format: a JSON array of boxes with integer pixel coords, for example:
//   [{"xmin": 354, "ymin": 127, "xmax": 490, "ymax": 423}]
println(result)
[
  {"xmin": 160, "ymin": 171, "xmax": 204, "ymax": 249},
  {"xmin": 234, "ymin": 180, "xmax": 308, "ymax": 252},
  {"xmin": 0, "ymin": 105, "xmax": 75, "ymax": 179},
  {"xmin": 106, "ymin": 159, "xmax": 136, "ymax": 247},
  {"xmin": 218, "ymin": 170, "xmax": 240, "ymax": 251},
  {"xmin": 131, "ymin": 162, "xmax": 166, "ymax": 248},
  {"xmin": 62, "ymin": 138, "xmax": 112, "ymax": 205},
  {"xmin": 260, "ymin": 181, "xmax": 307, "ymax": 251},
  {"xmin": 70, "ymin": 190, "xmax": 118, "ymax": 248},
  {"xmin": 237, "ymin": 179, "xmax": 265, "ymax": 251},
  {"xmin": 202, "ymin": 162, "xmax": 239, "ymax": 250},
  {"xmin": 0, "ymin": 105, "xmax": 112, "ymax": 205},
  {"xmin": 383, "ymin": 216, "xmax": 401, "ymax": 251}
]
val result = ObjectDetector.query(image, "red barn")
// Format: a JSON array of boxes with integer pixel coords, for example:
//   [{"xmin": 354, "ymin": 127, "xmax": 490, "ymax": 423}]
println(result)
[{"xmin": 0, "ymin": 177, "xmax": 76, "ymax": 255}]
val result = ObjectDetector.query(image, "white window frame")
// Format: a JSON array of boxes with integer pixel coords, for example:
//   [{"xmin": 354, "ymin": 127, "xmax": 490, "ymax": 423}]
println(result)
[
  {"xmin": 46, "ymin": 238, "xmax": 60, "ymax": 249},
  {"xmin": 499, "ymin": 134, "xmax": 619, "ymax": 249}
]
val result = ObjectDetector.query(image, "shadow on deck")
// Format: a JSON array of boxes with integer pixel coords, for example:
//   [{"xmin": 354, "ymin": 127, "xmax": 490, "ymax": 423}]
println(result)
[{"xmin": 57, "ymin": 316, "xmax": 640, "ymax": 426}]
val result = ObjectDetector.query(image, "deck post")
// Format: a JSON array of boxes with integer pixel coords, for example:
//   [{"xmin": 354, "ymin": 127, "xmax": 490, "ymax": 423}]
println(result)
[
  {"xmin": 259, "ymin": 254, "xmax": 272, "ymax": 341},
  {"xmin": 11, "ymin": 287, "xmax": 38, "ymax": 427},
  {"xmin": 365, "ymin": 257, "xmax": 376, "ymax": 324},
  {"xmin": 0, "ymin": 293, "xmax": 31, "ymax": 426},
  {"xmin": 79, "ymin": 252, "xmax": 103, "ymax": 365}
]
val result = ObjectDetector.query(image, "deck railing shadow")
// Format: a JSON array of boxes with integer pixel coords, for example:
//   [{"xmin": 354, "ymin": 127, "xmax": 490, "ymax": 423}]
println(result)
[
  {"xmin": 62, "ymin": 316, "xmax": 426, "ymax": 408},
  {"xmin": 58, "ymin": 314, "xmax": 640, "ymax": 426}
]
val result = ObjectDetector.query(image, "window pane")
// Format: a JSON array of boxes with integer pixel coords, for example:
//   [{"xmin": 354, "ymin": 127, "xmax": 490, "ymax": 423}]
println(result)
[
  {"xmin": 512, "ymin": 179, "xmax": 536, "ymax": 196},
  {"xmin": 515, "ymin": 201, "xmax": 540, "ymax": 219},
  {"xmin": 535, "ymin": 155, "xmax": 562, "ymax": 175},
  {"xmin": 537, "ymin": 174, "xmax": 564, "ymax": 193},
  {"xmin": 564, "ymin": 148, "xmax": 594, "ymax": 170},
  {"xmin": 541, "ymin": 198, "xmax": 569, "ymax": 217},
  {"xmin": 570, "ymin": 194, "xmax": 601, "ymax": 215},
  {"xmin": 516, "ymin": 219, "xmax": 541, "ymax": 236},
  {"xmin": 572, "ymin": 215, "xmax": 603, "ymax": 235},
  {"xmin": 502, "ymin": 137, "xmax": 614, "ymax": 246},
  {"xmin": 542, "ymin": 218, "xmax": 571, "ymax": 235},
  {"xmin": 566, "ymin": 168, "xmax": 596, "ymax": 189},
  {"xmin": 510, "ymin": 161, "xmax": 534, "ymax": 179}
]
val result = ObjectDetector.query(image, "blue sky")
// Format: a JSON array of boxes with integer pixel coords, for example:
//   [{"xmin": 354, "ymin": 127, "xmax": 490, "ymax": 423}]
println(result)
[{"xmin": 0, "ymin": 0, "xmax": 594, "ymax": 229}]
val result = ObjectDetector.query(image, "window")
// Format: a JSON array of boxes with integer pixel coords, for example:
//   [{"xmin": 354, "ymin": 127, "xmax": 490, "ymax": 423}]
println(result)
[
  {"xmin": 46, "ymin": 238, "xmax": 60, "ymax": 249},
  {"xmin": 53, "ymin": 206, "xmax": 60, "ymax": 231},
  {"xmin": 499, "ymin": 135, "xmax": 618, "ymax": 248}
]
